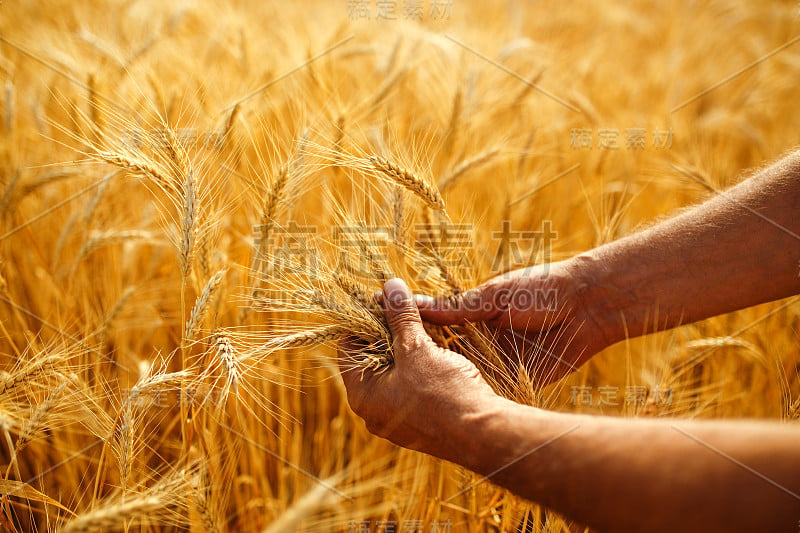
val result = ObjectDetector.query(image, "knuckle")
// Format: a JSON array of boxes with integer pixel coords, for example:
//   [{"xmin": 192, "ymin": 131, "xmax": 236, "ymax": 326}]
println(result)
[
  {"xmin": 460, "ymin": 287, "xmax": 484, "ymax": 313},
  {"xmin": 469, "ymin": 284, "xmax": 502, "ymax": 319},
  {"xmin": 387, "ymin": 308, "xmax": 419, "ymax": 330},
  {"xmin": 394, "ymin": 336, "xmax": 423, "ymax": 356}
]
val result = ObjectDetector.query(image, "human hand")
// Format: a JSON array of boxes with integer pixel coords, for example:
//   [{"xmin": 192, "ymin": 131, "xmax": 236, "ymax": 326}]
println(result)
[
  {"xmin": 338, "ymin": 278, "xmax": 499, "ymax": 462},
  {"xmin": 415, "ymin": 259, "xmax": 619, "ymax": 386}
]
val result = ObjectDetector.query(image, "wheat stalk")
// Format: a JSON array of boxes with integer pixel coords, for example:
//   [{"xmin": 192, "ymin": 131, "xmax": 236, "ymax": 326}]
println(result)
[
  {"xmin": 61, "ymin": 495, "xmax": 164, "ymax": 533},
  {"xmin": 83, "ymin": 171, "xmax": 114, "ymax": 226},
  {"xmin": 439, "ymin": 147, "xmax": 501, "ymax": 192},
  {"xmin": 116, "ymin": 401, "xmax": 135, "ymax": 491},
  {"xmin": 196, "ymin": 233, "xmax": 211, "ymax": 280},
  {"xmin": 18, "ymin": 168, "xmax": 79, "ymax": 199},
  {"xmin": 391, "ymin": 186, "xmax": 407, "ymax": 245},
  {"xmin": 442, "ymin": 85, "xmax": 462, "ymax": 158},
  {"xmin": 308, "ymin": 292, "xmax": 388, "ymax": 342},
  {"xmin": 369, "ymin": 67, "xmax": 406, "ymax": 110},
  {"xmin": 3, "ymin": 80, "xmax": 12, "ymax": 132},
  {"xmin": 256, "ymin": 163, "xmax": 289, "ymax": 262},
  {"xmin": 186, "ymin": 268, "xmax": 227, "ymax": 340},
  {"xmin": 62, "ymin": 462, "xmax": 193, "ymax": 532},
  {"xmin": 223, "ymin": 103, "xmax": 240, "ymax": 143},
  {"xmin": 261, "ymin": 478, "xmax": 341, "ymax": 533},
  {"xmin": 96, "ymin": 286, "xmax": 135, "ymax": 348},
  {"xmin": 75, "ymin": 230, "xmax": 156, "ymax": 266},
  {"xmin": 131, "ymin": 370, "xmax": 191, "ymax": 398},
  {"xmin": 179, "ymin": 169, "xmax": 197, "ymax": 278},
  {"xmin": 0, "ymin": 353, "xmax": 62, "ymax": 396}
]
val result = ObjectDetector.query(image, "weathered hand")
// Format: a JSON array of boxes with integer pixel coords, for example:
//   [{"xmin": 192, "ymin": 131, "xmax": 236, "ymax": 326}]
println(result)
[
  {"xmin": 338, "ymin": 278, "xmax": 498, "ymax": 462},
  {"xmin": 415, "ymin": 260, "xmax": 617, "ymax": 386}
]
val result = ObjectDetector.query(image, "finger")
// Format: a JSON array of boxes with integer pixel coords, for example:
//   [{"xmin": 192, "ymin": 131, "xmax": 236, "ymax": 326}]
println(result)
[
  {"xmin": 416, "ymin": 282, "xmax": 510, "ymax": 326},
  {"xmin": 381, "ymin": 278, "xmax": 432, "ymax": 355}
]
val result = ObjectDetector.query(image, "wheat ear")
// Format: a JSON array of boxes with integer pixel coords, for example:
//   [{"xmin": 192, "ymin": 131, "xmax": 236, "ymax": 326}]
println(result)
[
  {"xmin": 179, "ymin": 168, "xmax": 197, "ymax": 279},
  {"xmin": 214, "ymin": 335, "xmax": 240, "ymax": 394},
  {"xmin": 185, "ymin": 268, "xmax": 227, "ymax": 340},
  {"xmin": 97, "ymin": 150, "xmax": 169, "ymax": 183},
  {"xmin": 261, "ymin": 326, "xmax": 346, "ymax": 353},
  {"xmin": 367, "ymin": 155, "xmax": 448, "ymax": 217},
  {"xmin": 61, "ymin": 495, "xmax": 165, "ymax": 533}
]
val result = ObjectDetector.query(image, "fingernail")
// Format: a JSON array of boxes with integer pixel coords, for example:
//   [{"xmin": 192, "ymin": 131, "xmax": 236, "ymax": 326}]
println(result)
[
  {"xmin": 383, "ymin": 278, "xmax": 411, "ymax": 307},
  {"xmin": 383, "ymin": 278, "xmax": 409, "ymax": 295}
]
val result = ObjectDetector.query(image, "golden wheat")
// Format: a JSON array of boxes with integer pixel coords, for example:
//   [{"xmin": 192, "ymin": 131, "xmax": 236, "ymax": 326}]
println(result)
[
  {"xmin": 367, "ymin": 155, "xmax": 448, "ymax": 217},
  {"xmin": 0, "ymin": 2, "xmax": 797, "ymax": 531}
]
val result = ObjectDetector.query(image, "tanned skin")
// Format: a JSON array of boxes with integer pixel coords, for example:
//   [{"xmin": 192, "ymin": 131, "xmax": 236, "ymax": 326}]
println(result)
[{"xmin": 339, "ymin": 150, "xmax": 800, "ymax": 532}]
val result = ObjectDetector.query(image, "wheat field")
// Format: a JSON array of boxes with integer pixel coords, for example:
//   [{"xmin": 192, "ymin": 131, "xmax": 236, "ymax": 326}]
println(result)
[{"xmin": 0, "ymin": 0, "xmax": 799, "ymax": 531}]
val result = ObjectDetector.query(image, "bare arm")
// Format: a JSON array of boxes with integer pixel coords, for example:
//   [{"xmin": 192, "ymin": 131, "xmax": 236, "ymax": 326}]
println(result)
[
  {"xmin": 340, "ymin": 279, "xmax": 800, "ymax": 532},
  {"xmin": 417, "ymin": 149, "xmax": 800, "ymax": 383},
  {"xmin": 578, "ymin": 149, "xmax": 800, "ymax": 343},
  {"xmin": 341, "ymin": 153, "xmax": 800, "ymax": 530},
  {"xmin": 468, "ymin": 398, "xmax": 800, "ymax": 533}
]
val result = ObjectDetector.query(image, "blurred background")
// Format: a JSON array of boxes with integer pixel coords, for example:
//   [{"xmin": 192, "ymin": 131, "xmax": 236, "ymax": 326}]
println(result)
[{"xmin": 0, "ymin": 1, "xmax": 798, "ymax": 531}]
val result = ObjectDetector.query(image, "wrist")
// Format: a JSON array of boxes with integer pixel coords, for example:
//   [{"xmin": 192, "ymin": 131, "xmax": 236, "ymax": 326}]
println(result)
[
  {"xmin": 444, "ymin": 394, "xmax": 508, "ymax": 471},
  {"xmin": 563, "ymin": 250, "xmax": 630, "ymax": 348},
  {"xmin": 451, "ymin": 395, "xmax": 554, "ymax": 475}
]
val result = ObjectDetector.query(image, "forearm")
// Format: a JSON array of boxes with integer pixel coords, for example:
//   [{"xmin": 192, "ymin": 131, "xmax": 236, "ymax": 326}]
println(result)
[
  {"xmin": 460, "ymin": 399, "xmax": 800, "ymax": 532},
  {"xmin": 573, "ymin": 150, "xmax": 800, "ymax": 342}
]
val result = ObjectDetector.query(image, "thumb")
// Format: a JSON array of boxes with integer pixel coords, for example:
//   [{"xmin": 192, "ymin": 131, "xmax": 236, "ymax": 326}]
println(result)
[{"xmin": 381, "ymin": 278, "xmax": 431, "ymax": 353}]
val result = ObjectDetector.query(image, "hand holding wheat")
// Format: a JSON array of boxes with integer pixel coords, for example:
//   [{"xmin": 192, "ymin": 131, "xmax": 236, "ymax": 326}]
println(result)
[
  {"xmin": 415, "ymin": 261, "xmax": 616, "ymax": 386},
  {"xmin": 338, "ymin": 278, "xmax": 497, "ymax": 462}
]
